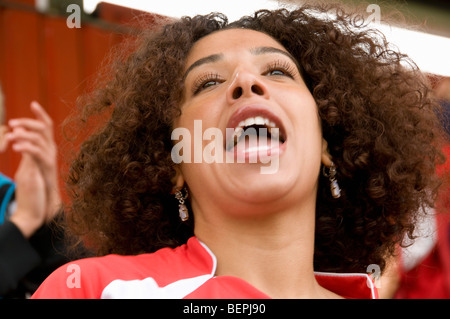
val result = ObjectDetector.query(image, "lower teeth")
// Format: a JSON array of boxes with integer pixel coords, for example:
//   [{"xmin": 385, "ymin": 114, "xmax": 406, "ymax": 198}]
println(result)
[{"xmin": 226, "ymin": 127, "xmax": 281, "ymax": 151}]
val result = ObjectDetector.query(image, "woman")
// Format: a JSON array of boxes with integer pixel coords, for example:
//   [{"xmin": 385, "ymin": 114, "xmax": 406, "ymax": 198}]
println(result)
[{"xmin": 32, "ymin": 4, "xmax": 446, "ymax": 299}]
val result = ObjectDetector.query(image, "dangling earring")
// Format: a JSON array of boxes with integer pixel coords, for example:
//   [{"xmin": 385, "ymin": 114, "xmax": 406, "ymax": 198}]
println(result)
[
  {"xmin": 175, "ymin": 187, "xmax": 189, "ymax": 221},
  {"xmin": 323, "ymin": 162, "xmax": 341, "ymax": 199}
]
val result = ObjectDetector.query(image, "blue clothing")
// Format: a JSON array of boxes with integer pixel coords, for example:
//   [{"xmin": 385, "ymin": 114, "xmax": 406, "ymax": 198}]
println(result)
[
  {"xmin": 0, "ymin": 172, "xmax": 72, "ymax": 298},
  {"xmin": 0, "ymin": 172, "xmax": 15, "ymax": 224}
]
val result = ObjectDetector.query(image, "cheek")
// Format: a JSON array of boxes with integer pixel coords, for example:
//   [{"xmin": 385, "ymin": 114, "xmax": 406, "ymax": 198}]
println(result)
[
  {"xmin": 176, "ymin": 96, "xmax": 226, "ymax": 136},
  {"xmin": 171, "ymin": 100, "xmax": 225, "ymax": 165},
  {"xmin": 191, "ymin": 93, "xmax": 225, "ymax": 117},
  {"xmin": 285, "ymin": 90, "xmax": 321, "ymax": 136},
  {"xmin": 300, "ymin": 113, "xmax": 323, "ymax": 160},
  {"xmin": 288, "ymin": 95, "xmax": 323, "ymax": 161}
]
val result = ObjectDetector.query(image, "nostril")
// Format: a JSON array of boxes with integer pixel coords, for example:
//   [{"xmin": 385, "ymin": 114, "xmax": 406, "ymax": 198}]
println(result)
[
  {"xmin": 251, "ymin": 84, "xmax": 264, "ymax": 96},
  {"xmin": 232, "ymin": 87, "xmax": 243, "ymax": 99}
]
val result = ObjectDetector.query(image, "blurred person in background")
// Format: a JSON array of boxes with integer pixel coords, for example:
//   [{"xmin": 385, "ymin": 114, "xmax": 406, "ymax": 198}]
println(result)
[
  {"xmin": 0, "ymin": 84, "xmax": 68, "ymax": 298},
  {"xmin": 393, "ymin": 78, "xmax": 450, "ymax": 299},
  {"xmin": 379, "ymin": 77, "xmax": 450, "ymax": 299}
]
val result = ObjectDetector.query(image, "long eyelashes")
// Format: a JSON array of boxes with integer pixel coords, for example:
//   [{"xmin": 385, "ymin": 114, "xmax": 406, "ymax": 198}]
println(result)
[
  {"xmin": 191, "ymin": 60, "xmax": 298, "ymax": 95},
  {"xmin": 192, "ymin": 72, "xmax": 223, "ymax": 95},
  {"xmin": 263, "ymin": 60, "xmax": 297, "ymax": 79}
]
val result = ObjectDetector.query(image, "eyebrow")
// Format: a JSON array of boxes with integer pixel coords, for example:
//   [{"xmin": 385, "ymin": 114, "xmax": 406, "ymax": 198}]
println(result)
[
  {"xmin": 250, "ymin": 46, "xmax": 297, "ymax": 63},
  {"xmin": 183, "ymin": 53, "xmax": 223, "ymax": 80},
  {"xmin": 183, "ymin": 46, "xmax": 299, "ymax": 80}
]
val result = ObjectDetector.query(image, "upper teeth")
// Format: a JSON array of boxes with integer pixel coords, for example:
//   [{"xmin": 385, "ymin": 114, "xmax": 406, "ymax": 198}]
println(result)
[{"xmin": 239, "ymin": 116, "xmax": 276, "ymax": 129}]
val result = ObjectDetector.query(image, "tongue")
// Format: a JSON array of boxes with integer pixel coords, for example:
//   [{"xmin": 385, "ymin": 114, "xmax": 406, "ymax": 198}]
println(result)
[{"xmin": 238, "ymin": 134, "xmax": 269, "ymax": 152}]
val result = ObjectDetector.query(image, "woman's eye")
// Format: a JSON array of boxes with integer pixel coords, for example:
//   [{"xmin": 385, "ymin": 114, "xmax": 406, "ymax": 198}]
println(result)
[
  {"xmin": 202, "ymin": 80, "xmax": 219, "ymax": 89},
  {"xmin": 264, "ymin": 60, "xmax": 297, "ymax": 79},
  {"xmin": 267, "ymin": 69, "xmax": 286, "ymax": 76},
  {"xmin": 192, "ymin": 73, "xmax": 222, "ymax": 95}
]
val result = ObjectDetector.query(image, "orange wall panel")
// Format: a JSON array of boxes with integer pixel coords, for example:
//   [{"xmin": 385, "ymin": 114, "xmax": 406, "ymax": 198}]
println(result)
[
  {"xmin": 0, "ymin": 7, "xmax": 43, "ymax": 176},
  {"xmin": 0, "ymin": 0, "xmax": 154, "ymax": 199}
]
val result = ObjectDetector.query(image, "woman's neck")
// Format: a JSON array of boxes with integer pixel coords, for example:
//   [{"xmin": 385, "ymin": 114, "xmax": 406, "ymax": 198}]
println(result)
[{"xmin": 193, "ymin": 201, "xmax": 339, "ymax": 298}]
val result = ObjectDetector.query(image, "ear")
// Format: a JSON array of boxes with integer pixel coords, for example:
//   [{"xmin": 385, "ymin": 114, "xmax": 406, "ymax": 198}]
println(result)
[
  {"xmin": 321, "ymin": 138, "xmax": 333, "ymax": 167},
  {"xmin": 171, "ymin": 165, "xmax": 185, "ymax": 194}
]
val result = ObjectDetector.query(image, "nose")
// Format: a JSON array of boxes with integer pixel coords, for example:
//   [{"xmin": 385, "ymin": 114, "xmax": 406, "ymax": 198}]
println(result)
[{"xmin": 226, "ymin": 70, "xmax": 269, "ymax": 104}]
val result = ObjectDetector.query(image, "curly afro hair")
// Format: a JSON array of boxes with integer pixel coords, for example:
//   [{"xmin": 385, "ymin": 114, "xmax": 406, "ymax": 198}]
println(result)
[{"xmin": 63, "ymin": 3, "xmax": 446, "ymax": 273}]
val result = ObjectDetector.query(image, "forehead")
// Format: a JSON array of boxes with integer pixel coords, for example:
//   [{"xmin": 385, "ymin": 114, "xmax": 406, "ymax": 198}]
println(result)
[{"xmin": 185, "ymin": 28, "xmax": 287, "ymax": 66}]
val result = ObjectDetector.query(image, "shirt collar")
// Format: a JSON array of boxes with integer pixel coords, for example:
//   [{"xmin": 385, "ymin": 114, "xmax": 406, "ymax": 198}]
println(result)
[{"xmin": 187, "ymin": 236, "xmax": 378, "ymax": 299}]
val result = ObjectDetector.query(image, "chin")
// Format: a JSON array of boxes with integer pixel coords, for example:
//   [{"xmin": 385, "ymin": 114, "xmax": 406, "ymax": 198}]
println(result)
[{"xmin": 223, "ymin": 162, "xmax": 296, "ymax": 203}]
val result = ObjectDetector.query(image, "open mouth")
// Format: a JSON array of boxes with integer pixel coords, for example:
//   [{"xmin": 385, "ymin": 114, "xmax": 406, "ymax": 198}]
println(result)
[{"xmin": 224, "ymin": 107, "xmax": 287, "ymax": 159}]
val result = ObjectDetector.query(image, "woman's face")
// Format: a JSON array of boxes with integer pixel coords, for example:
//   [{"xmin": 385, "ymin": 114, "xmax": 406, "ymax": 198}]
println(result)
[{"xmin": 173, "ymin": 28, "xmax": 328, "ymax": 216}]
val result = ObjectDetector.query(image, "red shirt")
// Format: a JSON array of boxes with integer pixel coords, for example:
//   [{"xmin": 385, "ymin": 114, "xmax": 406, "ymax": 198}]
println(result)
[
  {"xmin": 394, "ymin": 144, "xmax": 450, "ymax": 298},
  {"xmin": 31, "ymin": 236, "xmax": 377, "ymax": 299}
]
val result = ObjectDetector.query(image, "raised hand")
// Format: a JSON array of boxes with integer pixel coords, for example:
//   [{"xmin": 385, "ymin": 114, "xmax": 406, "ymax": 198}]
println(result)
[{"xmin": 5, "ymin": 101, "xmax": 61, "ymax": 237}]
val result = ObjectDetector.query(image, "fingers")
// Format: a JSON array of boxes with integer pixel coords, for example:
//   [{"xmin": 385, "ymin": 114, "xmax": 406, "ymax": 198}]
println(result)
[
  {"xmin": 6, "ymin": 126, "xmax": 50, "ymax": 151},
  {"xmin": 8, "ymin": 101, "xmax": 54, "ymax": 142},
  {"xmin": 7, "ymin": 101, "xmax": 61, "ymax": 227},
  {"xmin": 5, "ymin": 102, "xmax": 58, "ymax": 189},
  {"xmin": 6, "ymin": 101, "xmax": 56, "ymax": 151},
  {"xmin": 11, "ymin": 137, "xmax": 49, "ymax": 162},
  {"xmin": 9, "ymin": 118, "xmax": 47, "ymax": 133},
  {"xmin": 30, "ymin": 101, "xmax": 53, "ymax": 127},
  {"xmin": 5, "ymin": 126, "xmax": 56, "ymax": 167}
]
